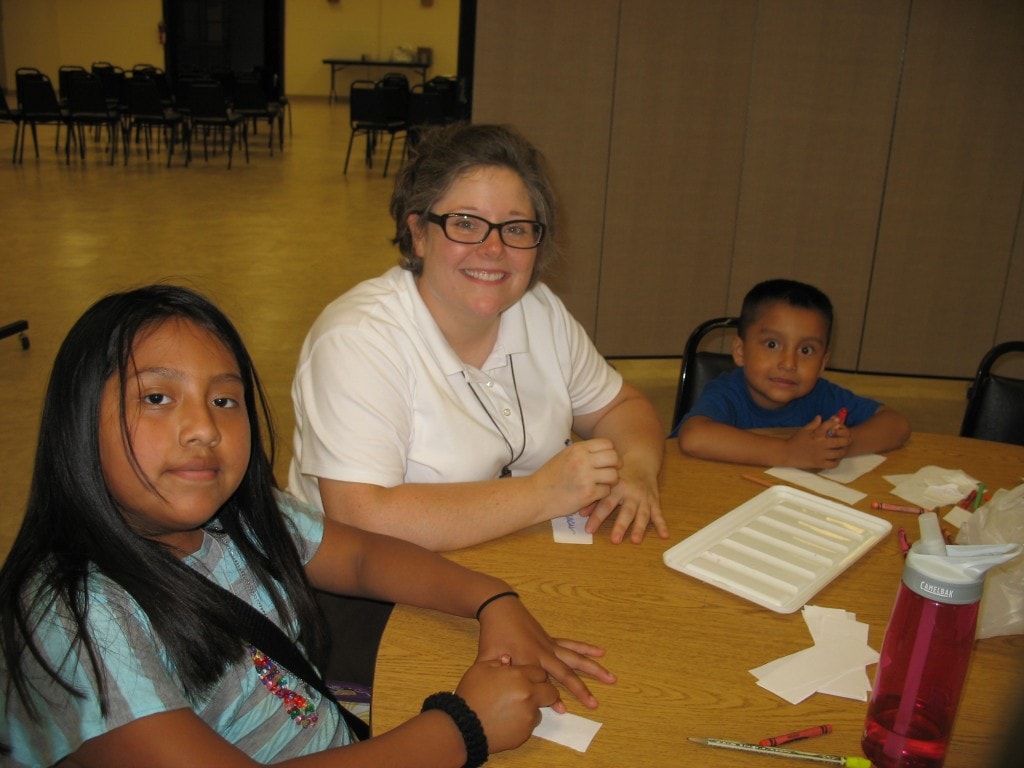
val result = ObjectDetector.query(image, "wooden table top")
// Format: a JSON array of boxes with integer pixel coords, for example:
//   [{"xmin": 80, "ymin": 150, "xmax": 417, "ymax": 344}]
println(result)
[{"xmin": 372, "ymin": 434, "xmax": 1024, "ymax": 767}]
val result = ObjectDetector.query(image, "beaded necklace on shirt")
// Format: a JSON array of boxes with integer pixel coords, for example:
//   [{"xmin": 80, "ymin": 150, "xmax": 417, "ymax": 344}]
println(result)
[
  {"xmin": 219, "ymin": 534, "xmax": 319, "ymax": 729},
  {"xmin": 462, "ymin": 354, "xmax": 526, "ymax": 478}
]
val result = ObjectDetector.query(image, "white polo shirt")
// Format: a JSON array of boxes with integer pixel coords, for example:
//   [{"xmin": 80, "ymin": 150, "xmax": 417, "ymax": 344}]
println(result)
[{"xmin": 288, "ymin": 266, "xmax": 622, "ymax": 506}]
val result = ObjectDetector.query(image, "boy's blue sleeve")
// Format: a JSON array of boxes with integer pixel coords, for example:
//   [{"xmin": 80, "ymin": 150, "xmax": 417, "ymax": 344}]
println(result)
[{"xmin": 683, "ymin": 370, "xmax": 743, "ymax": 423}]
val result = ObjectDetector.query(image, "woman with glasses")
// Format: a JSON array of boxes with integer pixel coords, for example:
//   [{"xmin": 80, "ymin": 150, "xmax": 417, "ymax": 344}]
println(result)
[{"xmin": 288, "ymin": 123, "xmax": 667, "ymax": 552}]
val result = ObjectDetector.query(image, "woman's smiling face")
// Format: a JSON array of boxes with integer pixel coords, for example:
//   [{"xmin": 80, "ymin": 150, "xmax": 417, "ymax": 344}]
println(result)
[{"xmin": 409, "ymin": 165, "xmax": 539, "ymax": 336}]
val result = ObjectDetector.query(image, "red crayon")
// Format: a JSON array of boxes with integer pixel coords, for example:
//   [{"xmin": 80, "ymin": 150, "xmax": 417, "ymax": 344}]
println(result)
[
  {"xmin": 759, "ymin": 724, "xmax": 832, "ymax": 747},
  {"xmin": 898, "ymin": 527, "xmax": 911, "ymax": 556},
  {"xmin": 871, "ymin": 501, "xmax": 930, "ymax": 515}
]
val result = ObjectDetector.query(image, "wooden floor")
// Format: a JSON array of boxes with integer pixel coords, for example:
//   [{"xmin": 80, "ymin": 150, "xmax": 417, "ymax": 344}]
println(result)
[{"xmin": 0, "ymin": 97, "xmax": 970, "ymax": 559}]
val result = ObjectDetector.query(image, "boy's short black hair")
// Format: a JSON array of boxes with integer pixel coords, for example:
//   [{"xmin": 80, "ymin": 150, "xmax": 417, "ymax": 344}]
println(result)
[{"xmin": 738, "ymin": 279, "xmax": 834, "ymax": 347}]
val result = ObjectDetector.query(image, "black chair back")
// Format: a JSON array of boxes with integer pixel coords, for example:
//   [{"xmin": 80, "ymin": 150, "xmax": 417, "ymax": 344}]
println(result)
[
  {"xmin": 134, "ymin": 65, "xmax": 174, "ymax": 105},
  {"xmin": 57, "ymin": 65, "xmax": 88, "ymax": 103},
  {"xmin": 185, "ymin": 80, "xmax": 230, "ymax": 119},
  {"xmin": 17, "ymin": 73, "xmax": 62, "ymax": 118},
  {"xmin": 233, "ymin": 76, "xmax": 270, "ymax": 111},
  {"xmin": 92, "ymin": 64, "xmax": 126, "ymax": 106},
  {"xmin": 127, "ymin": 74, "xmax": 167, "ymax": 117},
  {"xmin": 425, "ymin": 76, "xmax": 461, "ymax": 122},
  {"xmin": 67, "ymin": 72, "xmax": 110, "ymax": 115},
  {"xmin": 373, "ymin": 75, "xmax": 408, "ymax": 123},
  {"xmin": 408, "ymin": 85, "xmax": 445, "ymax": 128},
  {"xmin": 960, "ymin": 340, "xmax": 1024, "ymax": 446},
  {"xmin": 670, "ymin": 317, "xmax": 739, "ymax": 434},
  {"xmin": 349, "ymin": 80, "xmax": 382, "ymax": 125}
]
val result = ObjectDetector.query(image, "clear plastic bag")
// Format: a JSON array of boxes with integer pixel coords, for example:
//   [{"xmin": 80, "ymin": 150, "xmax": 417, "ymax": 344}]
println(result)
[{"xmin": 957, "ymin": 482, "xmax": 1024, "ymax": 638}]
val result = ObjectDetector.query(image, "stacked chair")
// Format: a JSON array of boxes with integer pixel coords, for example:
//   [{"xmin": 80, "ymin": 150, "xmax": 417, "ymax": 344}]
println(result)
[
  {"xmin": 123, "ymin": 71, "xmax": 185, "ymax": 167},
  {"xmin": 64, "ymin": 71, "xmax": 120, "ymax": 164},
  {"xmin": 14, "ymin": 68, "xmax": 66, "ymax": 163},
  {"xmin": 232, "ymin": 72, "xmax": 281, "ymax": 155},
  {"xmin": 9, "ymin": 64, "xmax": 287, "ymax": 169},
  {"xmin": 343, "ymin": 73, "xmax": 410, "ymax": 177},
  {"xmin": 179, "ymin": 78, "xmax": 248, "ymax": 169}
]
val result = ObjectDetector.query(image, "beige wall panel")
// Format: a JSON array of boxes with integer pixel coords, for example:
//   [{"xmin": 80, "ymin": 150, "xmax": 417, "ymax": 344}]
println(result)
[
  {"xmin": 861, "ymin": 0, "xmax": 1024, "ymax": 377},
  {"xmin": 472, "ymin": 0, "xmax": 620, "ymax": 333},
  {"xmin": 731, "ymin": 0, "xmax": 907, "ymax": 370},
  {"xmin": 594, "ymin": 0, "xmax": 756, "ymax": 356}
]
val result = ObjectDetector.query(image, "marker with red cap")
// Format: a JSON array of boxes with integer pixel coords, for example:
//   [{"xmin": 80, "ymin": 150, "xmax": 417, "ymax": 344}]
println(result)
[{"xmin": 827, "ymin": 408, "xmax": 848, "ymax": 437}]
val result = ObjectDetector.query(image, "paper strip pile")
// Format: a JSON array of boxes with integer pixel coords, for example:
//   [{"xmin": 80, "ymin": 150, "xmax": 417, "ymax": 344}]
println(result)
[
  {"xmin": 750, "ymin": 605, "xmax": 879, "ymax": 704},
  {"xmin": 883, "ymin": 465, "xmax": 979, "ymax": 510}
]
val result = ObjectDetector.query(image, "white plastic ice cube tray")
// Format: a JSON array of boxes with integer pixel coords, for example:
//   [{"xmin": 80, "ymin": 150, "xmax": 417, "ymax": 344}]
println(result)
[{"xmin": 663, "ymin": 485, "xmax": 891, "ymax": 613}]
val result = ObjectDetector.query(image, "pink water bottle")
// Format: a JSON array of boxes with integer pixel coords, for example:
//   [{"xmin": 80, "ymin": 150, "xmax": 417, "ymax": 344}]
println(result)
[{"xmin": 862, "ymin": 512, "xmax": 1020, "ymax": 768}]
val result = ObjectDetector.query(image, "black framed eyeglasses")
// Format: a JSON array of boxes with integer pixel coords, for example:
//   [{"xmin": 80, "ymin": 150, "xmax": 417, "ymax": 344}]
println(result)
[{"xmin": 425, "ymin": 212, "xmax": 545, "ymax": 249}]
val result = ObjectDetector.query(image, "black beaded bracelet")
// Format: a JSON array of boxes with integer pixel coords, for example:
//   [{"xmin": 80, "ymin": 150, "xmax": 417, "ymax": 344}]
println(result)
[
  {"xmin": 475, "ymin": 590, "xmax": 519, "ymax": 620},
  {"xmin": 421, "ymin": 691, "xmax": 489, "ymax": 768}
]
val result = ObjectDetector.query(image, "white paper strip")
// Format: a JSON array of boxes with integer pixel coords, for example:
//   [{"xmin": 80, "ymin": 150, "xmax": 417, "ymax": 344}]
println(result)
[
  {"xmin": 766, "ymin": 467, "xmax": 866, "ymax": 504},
  {"xmin": 532, "ymin": 708, "xmax": 602, "ymax": 751}
]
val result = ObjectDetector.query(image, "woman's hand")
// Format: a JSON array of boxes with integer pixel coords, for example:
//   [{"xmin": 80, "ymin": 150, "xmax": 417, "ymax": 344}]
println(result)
[
  {"xmin": 577, "ymin": 458, "xmax": 667, "ymax": 543},
  {"xmin": 475, "ymin": 594, "xmax": 616, "ymax": 712},
  {"xmin": 531, "ymin": 438, "xmax": 621, "ymax": 516}
]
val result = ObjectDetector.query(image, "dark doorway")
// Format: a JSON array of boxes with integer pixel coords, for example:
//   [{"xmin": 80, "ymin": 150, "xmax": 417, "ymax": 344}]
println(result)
[
  {"xmin": 162, "ymin": 0, "xmax": 284, "ymax": 90},
  {"xmin": 457, "ymin": 0, "xmax": 476, "ymax": 119}
]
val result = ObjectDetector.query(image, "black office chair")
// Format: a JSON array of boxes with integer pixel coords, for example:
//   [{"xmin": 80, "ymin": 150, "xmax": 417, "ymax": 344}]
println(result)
[
  {"xmin": 0, "ymin": 320, "xmax": 30, "ymax": 350},
  {"xmin": 670, "ymin": 316, "xmax": 739, "ymax": 435},
  {"xmin": 959, "ymin": 340, "xmax": 1024, "ymax": 446}
]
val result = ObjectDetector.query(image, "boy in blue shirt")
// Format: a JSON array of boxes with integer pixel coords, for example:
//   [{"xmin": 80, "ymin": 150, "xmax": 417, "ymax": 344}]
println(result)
[{"xmin": 676, "ymin": 279, "xmax": 910, "ymax": 469}]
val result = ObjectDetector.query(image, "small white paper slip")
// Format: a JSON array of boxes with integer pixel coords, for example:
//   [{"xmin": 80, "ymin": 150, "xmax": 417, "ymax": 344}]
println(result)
[
  {"xmin": 765, "ymin": 467, "xmax": 866, "ymax": 504},
  {"xmin": 551, "ymin": 512, "xmax": 593, "ymax": 544},
  {"xmin": 819, "ymin": 453, "xmax": 886, "ymax": 484},
  {"xmin": 944, "ymin": 505, "xmax": 973, "ymax": 530},
  {"xmin": 532, "ymin": 707, "xmax": 602, "ymax": 752}
]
